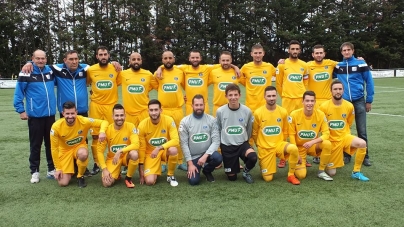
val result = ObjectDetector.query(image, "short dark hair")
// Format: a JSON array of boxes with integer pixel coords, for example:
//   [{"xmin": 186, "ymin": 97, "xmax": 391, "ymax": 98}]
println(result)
[
  {"xmin": 148, "ymin": 99, "xmax": 161, "ymax": 108},
  {"xmin": 192, "ymin": 94, "xmax": 204, "ymax": 104},
  {"xmin": 113, "ymin": 103, "xmax": 125, "ymax": 113},
  {"xmin": 289, "ymin": 40, "xmax": 300, "ymax": 48},
  {"xmin": 62, "ymin": 101, "xmax": 76, "ymax": 110},
  {"xmin": 251, "ymin": 44, "xmax": 264, "ymax": 52},
  {"xmin": 96, "ymin": 46, "xmax": 109, "ymax": 55},
  {"xmin": 330, "ymin": 79, "xmax": 343, "ymax": 90},
  {"xmin": 225, "ymin": 83, "xmax": 241, "ymax": 95},
  {"xmin": 264, "ymin": 85, "xmax": 277, "ymax": 93},
  {"xmin": 64, "ymin": 50, "xmax": 78, "ymax": 59},
  {"xmin": 189, "ymin": 50, "xmax": 201, "ymax": 57},
  {"xmin": 220, "ymin": 51, "xmax": 232, "ymax": 58},
  {"xmin": 312, "ymin": 44, "xmax": 324, "ymax": 52},
  {"xmin": 340, "ymin": 42, "xmax": 354, "ymax": 51},
  {"xmin": 303, "ymin": 91, "xmax": 316, "ymax": 100}
]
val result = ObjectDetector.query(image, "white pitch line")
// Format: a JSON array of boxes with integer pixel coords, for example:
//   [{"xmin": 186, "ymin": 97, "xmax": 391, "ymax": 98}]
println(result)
[
  {"xmin": 375, "ymin": 86, "xmax": 404, "ymax": 89},
  {"xmin": 368, "ymin": 112, "xmax": 404, "ymax": 118},
  {"xmin": 376, "ymin": 90, "xmax": 404, "ymax": 93}
]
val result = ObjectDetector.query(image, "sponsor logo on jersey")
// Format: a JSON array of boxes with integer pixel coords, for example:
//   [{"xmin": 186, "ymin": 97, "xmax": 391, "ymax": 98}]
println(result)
[
  {"xmin": 239, "ymin": 118, "xmax": 244, "ymax": 122},
  {"xmin": 79, "ymin": 72, "xmax": 83, "ymax": 77},
  {"xmin": 46, "ymin": 74, "xmax": 50, "ymax": 80},
  {"xmin": 89, "ymin": 118, "xmax": 94, "ymax": 122},
  {"xmin": 191, "ymin": 133, "xmax": 209, "ymax": 143},
  {"xmin": 96, "ymin": 80, "xmax": 113, "ymax": 89},
  {"xmin": 225, "ymin": 126, "xmax": 244, "ymax": 135},
  {"xmin": 218, "ymin": 82, "xmax": 231, "ymax": 91},
  {"xmin": 66, "ymin": 136, "xmax": 84, "ymax": 146},
  {"xmin": 288, "ymin": 116, "xmax": 292, "ymax": 123},
  {"xmin": 262, "ymin": 126, "xmax": 281, "ymax": 136},
  {"xmin": 187, "ymin": 78, "xmax": 203, "ymax": 87},
  {"xmin": 127, "ymin": 85, "xmax": 145, "ymax": 94},
  {"xmin": 50, "ymin": 129, "xmax": 54, "ymax": 136},
  {"xmin": 300, "ymin": 68, "xmax": 304, "ymax": 72},
  {"xmin": 250, "ymin": 76, "xmax": 266, "ymax": 85},
  {"xmin": 149, "ymin": 137, "xmax": 167, "ymax": 146},
  {"xmin": 162, "ymin": 83, "xmax": 178, "ymax": 92},
  {"xmin": 298, "ymin": 130, "xmax": 317, "ymax": 139},
  {"xmin": 111, "ymin": 144, "xmax": 127, "ymax": 153},
  {"xmin": 328, "ymin": 120, "xmax": 345, "ymax": 130},
  {"xmin": 313, "ymin": 72, "xmax": 330, "ymax": 81},
  {"xmin": 287, "ymin": 74, "xmax": 303, "ymax": 82}
]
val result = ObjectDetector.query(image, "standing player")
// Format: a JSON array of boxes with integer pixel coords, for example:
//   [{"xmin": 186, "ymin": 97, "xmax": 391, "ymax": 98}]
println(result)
[
  {"xmin": 87, "ymin": 46, "xmax": 122, "ymax": 175},
  {"xmin": 97, "ymin": 104, "xmax": 140, "ymax": 188},
  {"xmin": 276, "ymin": 40, "xmax": 309, "ymax": 168},
  {"xmin": 14, "ymin": 49, "xmax": 56, "ymax": 183},
  {"xmin": 333, "ymin": 42, "xmax": 374, "ymax": 166},
  {"xmin": 209, "ymin": 51, "xmax": 240, "ymax": 116},
  {"xmin": 320, "ymin": 80, "xmax": 369, "ymax": 181},
  {"xmin": 216, "ymin": 84, "xmax": 257, "ymax": 183},
  {"xmin": 288, "ymin": 91, "xmax": 333, "ymax": 181},
  {"xmin": 179, "ymin": 94, "xmax": 222, "ymax": 185},
  {"xmin": 137, "ymin": 99, "xmax": 180, "ymax": 187},
  {"xmin": 252, "ymin": 86, "xmax": 300, "ymax": 185},
  {"xmin": 50, "ymin": 101, "xmax": 109, "ymax": 188},
  {"xmin": 240, "ymin": 44, "xmax": 276, "ymax": 113}
]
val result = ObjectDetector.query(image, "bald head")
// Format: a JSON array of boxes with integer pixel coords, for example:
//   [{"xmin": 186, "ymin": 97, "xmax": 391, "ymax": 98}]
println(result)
[
  {"xmin": 129, "ymin": 52, "xmax": 142, "ymax": 71},
  {"xmin": 32, "ymin": 50, "xmax": 47, "ymax": 69},
  {"xmin": 162, "ymin": 51, "xmax": 175, "ymax": 69}
]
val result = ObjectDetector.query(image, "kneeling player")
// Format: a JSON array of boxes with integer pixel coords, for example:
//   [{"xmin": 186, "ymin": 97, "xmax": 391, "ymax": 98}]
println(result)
[
  {"xmin": 320, "ymin": 80, "xmax": 369, "ymax": 181},
  {"xmin": 288, "ymin": 91, "xmax": 333, "ymax": 181},
  {"xmin": 51, "ymin": 101, "xmax": 108, "ymax": 188},
  {"xmin": 138, "ymin": 99, "xmax": 180, "ymax": 187},
  {"xmin": 253, "ymin": 86, "xmax": 300, "ymax": 185},
  {"xmin": 97, "ymin": 104, "xmax": 140, "ymax": 188}
]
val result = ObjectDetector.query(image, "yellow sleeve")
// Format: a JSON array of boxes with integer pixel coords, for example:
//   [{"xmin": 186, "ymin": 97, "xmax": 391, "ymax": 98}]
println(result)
[
  {"xmin": 97, "ymin": 140, "xmax": 108, "ymax": 170},
  {"xmin": 252, "ymin": 111, "xmax": 259, "ymax": 144},
  {"xmin": 303, "ymin": 63, "xmax": 309, "ymax": 88},
  {"xmin": 116, "ymin": 71, "xmax": 122, "ymax": 86},
  {"xmin": 347, "ymin": 105, "xmax": 355, "ymax": 128},
  {"xmin": 122, "ymin": 126, "xmax": 140, "ymax": 153},
  {"xmin": 50, "ymin": 127, "xmax": 61, "ymax": 171},
  {"xmin": 239, "ymin": 66, "xmax": 247, "ymax": 86},
  {"xmin": 276, "ymin": 64, "xmax": 283, "ymax": 96},
  {"xmin": 319, "ymin": 114, "xmax": 330, "ymax": 141},
  {"xmin": 162, "ymin": 120, "xmax": 180, "ymax": 150},
  {"xmin": 150, "ymin": 74, "xmax": 159, "ymax": 90},
  {"xmin": 138, "ymin": 127, "xmax": 146, "ymax": 164},
  {"xmin": 288, "ymin": 115, "xmax": 297, "ymax": 144},
  {"xmin": 208, "ymin": 71, "xmax": 213, "ymax": 86},
  {"xmin": 90, "ymin": 119, "xmax": 109, "ymax": 133},
  {"xmin": 282, "ymin": 111, "xmax": 289, "ymax": 141}
]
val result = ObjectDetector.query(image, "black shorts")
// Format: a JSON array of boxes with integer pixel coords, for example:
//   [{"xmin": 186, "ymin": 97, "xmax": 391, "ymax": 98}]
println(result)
[{"xmin": 220, "ymin": 141, "xmax": 252, "ymax": 174}]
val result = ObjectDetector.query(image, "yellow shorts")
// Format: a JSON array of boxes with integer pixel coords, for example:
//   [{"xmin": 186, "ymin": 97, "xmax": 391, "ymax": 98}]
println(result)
[
  {"xmin": 185, "ymin": 102, "xmax": 210, "ymax": 116},
  {"xmin": 257, "ymin": 142, "xmax": 288, "ymax": 175},
  {"xmin": 126, "ymin": 109, "xmax": 149, "ymax": 127},
  {"xmin": 161, "ymin": 108, "xmax": 184, "ymax": 127},
  {"xmin": 143, "ymin": 150, "xmax": 168, "ymax": 176},
  {"xmin": 296, "ymin": 145, "xmax": 318, "ymax": 168},
  {"xmin": 59, "ymin": 144, "xmax": 88, "ymax": 174},
  {"xmin": 315, "ymin": 98, "xmax": 330, "ymax": 109},
  {"xmin": 103, "ymin": 152, "xmax": 129, "ymax": 179},
  {"xmin": 89, "ymin": 102, "xmax": 114, "ymax": 135},
  {"xmin": 328, "ymin": 134, "xmax": 356, "ymax": 169},
  {"xmin": 281, "ymin": 97, "xmax": 303, "ymax": 114}
]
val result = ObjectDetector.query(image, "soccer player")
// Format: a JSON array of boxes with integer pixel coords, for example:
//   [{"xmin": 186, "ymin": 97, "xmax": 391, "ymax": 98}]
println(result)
[
  {"xmin": 319, "ymin": 80, "xmax": 369, "ymax": 181},
  {"xmin": 333, "ymin": 42, "xmax": 374, "ymax": 167},
  {"xmin": 179, "ymin": 94, "xmax": 222, "ymax": 185},
  {"xmin": 50, "ymin": 101, "xmax": 109, "ymax": 188},
  {"xmin": 288, "ymin": 91, "xmax": 333, "ymax": 181},
  {"xmin": 240, "ymin": 44, "xmax": 276, "ymax": 113},
  {"xmin": 97, "ymin": 104, "xmax": 140, "ymax": 188},
  {"xmin": 14, "ymin": 49, "xmax": 56, "ymax": 183},
  {"xmin": 154, "ymin": 50, "xmax": 187, "ymax": 171},
  {"xmin": 137, "ymin": 99, "xmax": 180, "ymax": 187},
  {"xmin": 252, "ymin": 86, "xmax": 300, "ymax": 185},
  {"xmin": 121, "ymin": 52, "xmax": 157, "ymax": 126},
  {"xmin": 216, "ymin": 84, "xmax": 257, "ymax": 183},
  {"xmin": 87, "ymin": 46, "xmax": 122, "ymax": 175},
  {"xmin": 209, "ymin": 51, "xmax": 240, "ymax": 116}
]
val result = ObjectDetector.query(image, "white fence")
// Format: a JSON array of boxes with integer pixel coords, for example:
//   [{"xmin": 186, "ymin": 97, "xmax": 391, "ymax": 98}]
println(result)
[{"xmin": 372, "ymin": 69, "xmax": 404, "ymax": 78}]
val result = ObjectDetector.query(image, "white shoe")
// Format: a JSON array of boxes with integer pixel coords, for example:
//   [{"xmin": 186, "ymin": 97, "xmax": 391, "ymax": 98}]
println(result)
[
  {"xmin": 30, "ymin": 172, "xmax": 40, "ymax": 183},
  {"xmin": 318, "ymin": 172, "xmax": 333, "ymax": 181},
  {"xmin": 47, "ymin": 169, "xmax": 55, "ymax": 179},
  {"xmin": 167, "ymin": 176, "xmax": 178, "ymax": 187}
]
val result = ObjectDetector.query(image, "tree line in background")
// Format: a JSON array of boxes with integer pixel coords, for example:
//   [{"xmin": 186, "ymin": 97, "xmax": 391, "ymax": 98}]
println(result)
[{"xmin": 1, "ymin": 0, "xmax": 403, "ymax": 77}]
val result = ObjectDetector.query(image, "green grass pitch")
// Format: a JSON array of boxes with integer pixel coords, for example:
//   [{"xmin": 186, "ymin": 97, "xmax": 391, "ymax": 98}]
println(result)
[{"xmin": 0, "ymin": 78, "xmax": 403, "ymax": 226}]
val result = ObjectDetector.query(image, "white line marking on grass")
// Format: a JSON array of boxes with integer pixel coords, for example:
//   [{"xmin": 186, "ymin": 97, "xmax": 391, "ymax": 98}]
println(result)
[
  {"xmin": 369, "ymin": 113, "xmax": 404, "ymax": 118},
  {"xmin": 376, "ymin": 90, "xmax": 404, "ymax": 93},
  {"xmin": 375, "ymin": 86, "xmax": 404, "ymax": 89}
]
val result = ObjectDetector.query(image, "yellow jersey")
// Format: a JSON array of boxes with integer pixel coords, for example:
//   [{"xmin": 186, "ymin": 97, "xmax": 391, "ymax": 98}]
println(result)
[
  {"xmin": 208, "ymin": 67, "xmax": 239, "ymax": 106},
  {"xmin": 276, "ymin": 59, "xmax": 308, "ymax": 98},
  {"xmin": 307, "ymin": 59, "xmax": 337, "ymax": 100},
  {"xmin": 155, "ymin": 68, "xmax": 185, "ymax": 109},
  {"xmin": 87, "ymin": 64, "xmax": 121, "ymax": 105}
]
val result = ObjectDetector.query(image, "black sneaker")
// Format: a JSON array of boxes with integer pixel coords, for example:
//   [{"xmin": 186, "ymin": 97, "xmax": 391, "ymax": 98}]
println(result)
[
  {"xmin": 242, "ymin": 171, "xmax": 254, "ymax": 184},
  {"xmin": 83, "ymin": 168, "xmax": 92, "ymax": 177},
  {"xmin": 343, "ymin": 156, "xmax": 351, "ymax": 164},
  {"xmin": 313, "ymin": 157, "xmax": 320, "ymax": 164},
  {"xmin": 363, "ymin": 158, "xmax": 372, "ymax": 166},
  {"xmin": 77, "ymin": 176, "xmax": 87, "ymax": 188},
  {"xmin": 202, "ymin": 171, "xmax": 215, "ymax": 182},
  {"xmin": 90, "ymin": 163, "xmax": 100, "ymax": 175}
]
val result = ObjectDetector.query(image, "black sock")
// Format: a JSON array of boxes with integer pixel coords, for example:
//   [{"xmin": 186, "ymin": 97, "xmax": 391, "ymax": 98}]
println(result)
[
  {"xmin": 125, "ymin": 176, "xmax": 132, "ymax": 181},
  {"xmin": 244, "ymin": 152, "xmax": 257, "ymax": 172}
]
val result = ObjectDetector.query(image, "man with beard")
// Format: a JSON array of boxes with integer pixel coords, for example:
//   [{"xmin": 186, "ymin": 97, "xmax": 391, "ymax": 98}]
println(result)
[
  {"xmin": 50, "ymin": 101, "xmax": 108, "ymax": 187},
  {"xmin": 179, "ymin": 94, "xmax": 222, "ymax": 185},
  {"xmin": 216, "ymin": 84, "xmax": 257, "ymax": 184},
  {"xmin": 319, "ymin": 80, "xmax": 369, "ymax": 181},
  {"xmin": 97, "ymin": 104, "xmax": 140, "ymax": 188},
  {"xmin": 209, "ymin": 51, "xmax": 240, "ymax": 116},
  {"xmin": 252, "ymin": 86, "xmax": 300, "ymax": 185},
  {"xmin": 288, "ymin": 91, "xmax": 333, "ymax": 182},
  {"xmin": 87, "ymin": 46, "xmax": 122, "ymax": 175},
  {"xmin": 137, "ymin": 99, "xmax": 180, "ymax": 187},
  {"xmin": 154, "ymin": 51, "xmax": 187, "ymax": 171},
  {"xmin": 121, "ymin": 52, "xmax": 157, "ymax": 126},
  {"xmin": 239, "ymin": 44, "xmax": 277, "ymax": 113}
]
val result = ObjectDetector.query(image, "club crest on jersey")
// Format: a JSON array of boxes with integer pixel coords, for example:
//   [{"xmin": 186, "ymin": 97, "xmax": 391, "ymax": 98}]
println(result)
[
  {"xmin": 203, "ymin": 125, "xmax": 208, "ymax": 130},
  {"xmin": 239, "ymin": 118, "xmax": 244, "ymax": 122},
  {"xmin": 123, "ymin": 137, "xmax": 128, "ymax": 141},
  {"xmin": 300, "ymin": 68, "xmax": 304, "ymax": 72},
  {"xmin": 232, "ymin": 76, "xmax": 236, "ymax": 80},
  {"xmin": 263, "ymin": 70, "xmax": 267, "ymax": 74},
  {"xmin": 78, "ymin": 130, "xmax": 82, "ymax": 135},
  {"xmin": 79, "ymin": 72, "xmax": 83, "ymax": 77},
  {"xmin": 161, "ymin": 129, "xmax": 166, "ymax": 134},
  {"xmin": 312, "ymin": 123, "xmax": 317, "ymax": 128},
  {"xmin": 342, "ymin": 114, "xmax": 346, "ymax": 118},
  {"xmin": 174, "ymin": 77, "xmax": 178, "ymax": 81},
  {"xmin": 325, "ymin": 66, "xmax": 328, "ymax": 69},
  {"xmin": 141, "ymin": 78, "xmax": 145, "ymax": 82},
  {"xmin": 277, "ymin": 118, "xmax": 281, "ymax": 122},
  {"xmin": 109, "ymin": 74, "xmax": 113, "ymax": 78},
  {"xmin": 199, "ymin": 72, "xmax": 203, "ymax": 77},
  {"xmin": 46, "ymin": 74, "xmax": 50, "ymax": 80}
]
